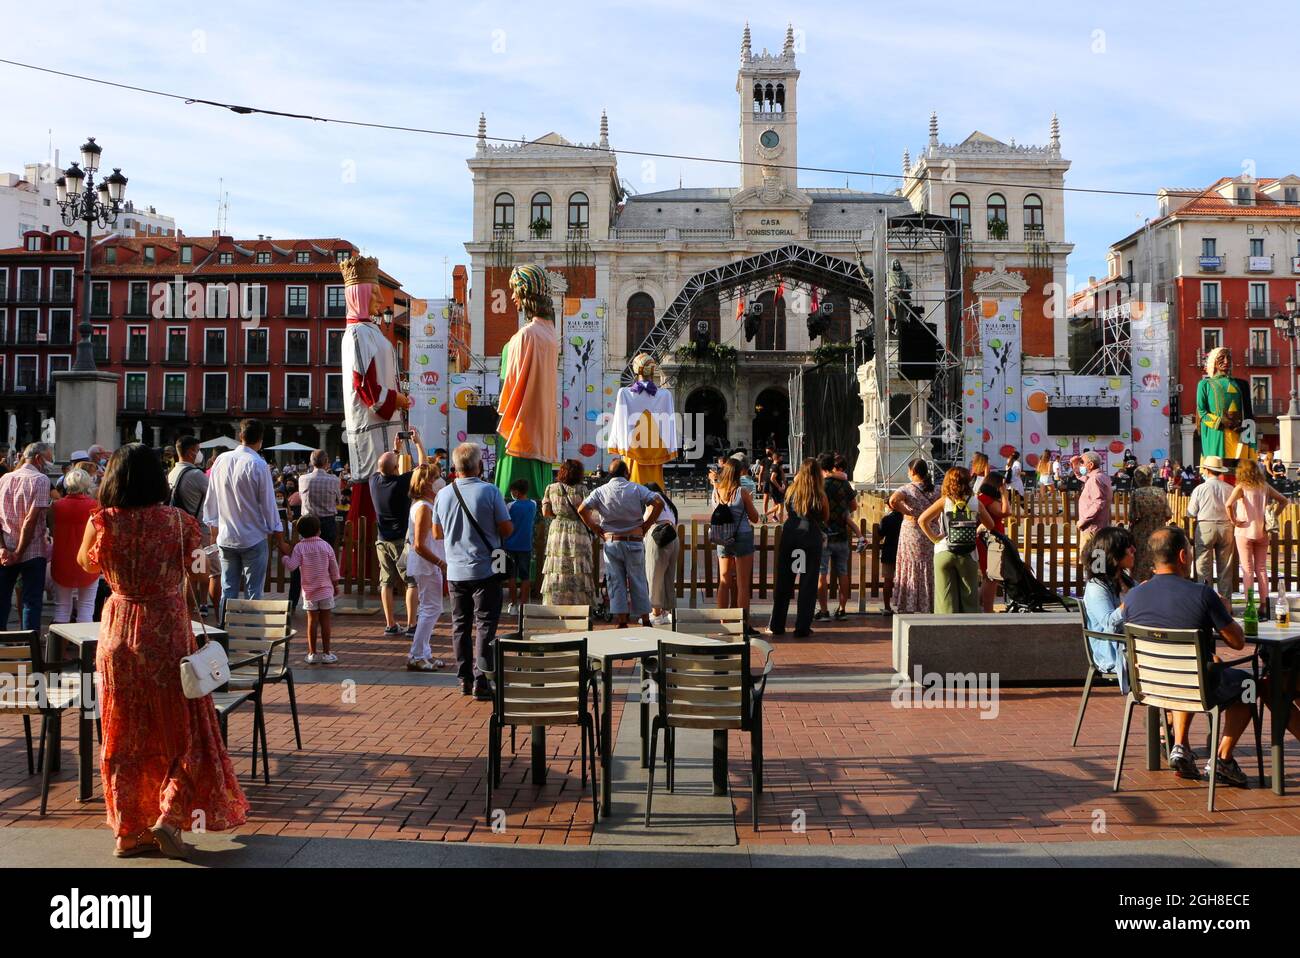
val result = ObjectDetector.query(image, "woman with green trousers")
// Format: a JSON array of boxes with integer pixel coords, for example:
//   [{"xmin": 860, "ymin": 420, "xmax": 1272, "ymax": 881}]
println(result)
[{"xmin": 917, "ymin": 466, "xmax": 995, "ymax": 614}]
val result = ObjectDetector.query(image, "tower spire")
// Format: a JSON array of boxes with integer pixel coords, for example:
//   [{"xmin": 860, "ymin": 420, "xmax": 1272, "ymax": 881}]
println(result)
[
  {"xmin": 476, "ymin": 113, "xmax": 487, "ymax": 156},
  {"xmin": 928, "ymin": 111, "xmax": 939, "ymax": 149},
  {"xmin": 741, "ymin": 21, "xmax": 751, "ymax": 61},
  {"xmin": 599, "ymin": 109, "xmax": 609, "ymax": 149},
  {"xmin": 783, "ymin": 23, "xmax": 794, "ymax": 56},
  {"xmin": 902, "ymin": 148, "xmax": 911, "ymax": 179},
  {"xmin": 1049, "ymin": 111, "xmax": 1060, "ymax": 151}
]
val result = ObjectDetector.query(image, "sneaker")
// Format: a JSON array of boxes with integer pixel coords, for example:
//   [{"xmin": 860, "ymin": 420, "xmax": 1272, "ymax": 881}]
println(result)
[
  {"xmin": 473, "ymin": 680, "xmax": 494, "ymax": 702},
  {"xmin": 813, "ymin": 610, "xmax": 829, "ymax": 621},
  {"xmin": 1168, "ymin": 744, "xmax": 1200, "ymax": 780},
  {"xmin": 506, "ymin": 602, "xmax": 518, "ymax": 616},
  {"xmin": 1207, "ymin": 756, "xmax": 1249, "ymax": 788},
  {"xmin": 383, "ymin": 624, "xmax": 401, "ymax": 636},
  {"xmin": 461, "ymin": 680, "xmax": 473, "ymax": 696},
  {"xmin": 833, "ymin": 608, "xmax": 848, "ymax": 621},
  {"xmin": 304, "ymin": 652, "xmax": 320, "ymax": 665},
  {"xmin": 320, "ymin": 652, "xmax": 338, "ymax": 665},
  {"xmin": 403, "ymin": 624, "xmax": 417, "ymax": 636},
  {"xmin": 406, "ymin": 658, "xmax": 434, "ymax": 672}
]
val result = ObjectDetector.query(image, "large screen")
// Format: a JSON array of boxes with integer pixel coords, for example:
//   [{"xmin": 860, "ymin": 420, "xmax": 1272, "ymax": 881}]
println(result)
[
  {"xmin": 1047, "ymin": 405, "xmax": 1121, "ymax": 437},
  {"xmin": 465, "ymin": 404, "xmax": 500, "ymax": 435}
]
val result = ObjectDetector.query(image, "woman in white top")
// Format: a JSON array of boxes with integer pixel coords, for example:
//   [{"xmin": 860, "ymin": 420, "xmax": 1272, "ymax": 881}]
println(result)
[
  {"xmin": 643, "ymin": 482, "xmax": 678, "ymax": 625},
  {"xmin": 405, "ymin": 463, "xmax": 448, "ymax": 672},
  {"xmin": 1006, "ymin": 450, "xmax": 1025, "ymax": 504},
  {"xmin": 918, "ymin": 466, "xmax": 996, "ymax": 614}
]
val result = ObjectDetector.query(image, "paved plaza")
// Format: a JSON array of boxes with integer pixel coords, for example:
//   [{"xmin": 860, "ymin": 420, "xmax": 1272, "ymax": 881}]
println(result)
[{"xmin": 6, "ymin": 601, "xmax": 1300, "ymax": 866}]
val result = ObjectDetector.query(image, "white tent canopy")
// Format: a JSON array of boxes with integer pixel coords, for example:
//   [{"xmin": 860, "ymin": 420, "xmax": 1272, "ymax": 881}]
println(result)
[
  {"xmin": 266, "ymin": 441, "xmax": 316, "ymax": 452},
  {"xmin": 198, "ymin": 436, "xmax": 238, "ymax": 450}
]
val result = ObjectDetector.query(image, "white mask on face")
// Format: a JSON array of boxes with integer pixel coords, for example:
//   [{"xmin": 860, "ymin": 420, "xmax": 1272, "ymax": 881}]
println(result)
[{"xmin": 194, "ymin": 450, "xmax": 204, "ymax": 467}]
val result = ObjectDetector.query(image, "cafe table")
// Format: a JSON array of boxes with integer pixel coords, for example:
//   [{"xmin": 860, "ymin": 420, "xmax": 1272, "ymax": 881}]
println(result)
[
  {"xmin": 526, "ymin": 626, "xmax": 727, "ymax": 817},
  {"xmin": 1244, "ymin": 621, "xmax": 1300, "ymax": 795},
  {"xmin": 45, "ymin": 619, "xmax": 228, "ymax": 802}
]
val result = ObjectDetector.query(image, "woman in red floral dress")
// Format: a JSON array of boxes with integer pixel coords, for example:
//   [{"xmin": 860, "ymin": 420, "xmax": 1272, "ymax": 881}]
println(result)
[{"xmin": 77, "ymin": 444, "xmax": 248, "ymax": 858}]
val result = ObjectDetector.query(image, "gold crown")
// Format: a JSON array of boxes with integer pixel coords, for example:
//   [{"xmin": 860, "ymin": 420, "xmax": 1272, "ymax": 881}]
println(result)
[{"xmin": 339, "ymin": 254, "xmax": 379, "ymax": 288}]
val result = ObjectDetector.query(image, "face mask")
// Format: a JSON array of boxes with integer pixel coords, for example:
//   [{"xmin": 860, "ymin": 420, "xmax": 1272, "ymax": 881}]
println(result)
[{"xmin": 194, "ymin": 450, "xmax": 204, "ymax": 467}]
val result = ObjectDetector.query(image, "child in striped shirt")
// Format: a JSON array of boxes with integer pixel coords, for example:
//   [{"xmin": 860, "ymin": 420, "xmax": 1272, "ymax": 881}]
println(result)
[{"xmin": 279, "ymin": 514, "xmax": 341, "ymax": 664}]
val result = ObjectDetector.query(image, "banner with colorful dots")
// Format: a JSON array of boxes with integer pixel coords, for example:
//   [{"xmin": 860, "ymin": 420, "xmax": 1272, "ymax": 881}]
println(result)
[
  {"xmin": 560, "ymin": 298, "xmax": 607, "ymax": 472},
  {"xmin": 1129, "ymin": 302, "xmax": 1171, "ymax": 466},
  {"xmin": 447, "ymin": 368, "xmax": 500, "ymax": 459},
  {"xmin": 406, "ymin": 298, "xmax": 449, "ymax": 454},
  {"xmin": 979, "ymin": 298, "xmax": 1023, "ymax": 463}
]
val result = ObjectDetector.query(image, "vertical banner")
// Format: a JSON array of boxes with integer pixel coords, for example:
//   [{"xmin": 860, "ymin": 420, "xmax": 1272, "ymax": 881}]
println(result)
[
  {"xmin": 560, "ymin": 298, "xmax": 606, "ymax": 471},
  {"xmin": 1129, "ymin": 301, "xmax": 1171, "ymax": 465},
  {"xmin": 1020, "ymin": 374, "xmax": 1052, "ymax": 472},
  {"xmin": 406, "ymin": 298, "xmax": 449, "ymax": 455},
  {"xmin": 963, "ymin": 357, "xmax": 984, "ymax": 463},
  {"xmin": 979, "ymin": 297, "xmax": 1023, "ymax": 460}
]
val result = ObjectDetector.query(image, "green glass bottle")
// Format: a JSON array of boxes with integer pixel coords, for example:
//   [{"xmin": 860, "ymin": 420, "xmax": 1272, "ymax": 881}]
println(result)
[{"xmin": 1244, "ymin": 587, "xmax": 1259, "ymax": 638}]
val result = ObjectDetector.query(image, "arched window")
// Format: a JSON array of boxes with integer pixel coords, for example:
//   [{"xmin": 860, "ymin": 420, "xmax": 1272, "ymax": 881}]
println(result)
[
  {"xmin": 529, "ymin": 192, "xmax": 552, "ymax": 236},
  {"xmin": 755, "ymin": 290, "xmax": 787, "ymax": 351},
  {"xmin": 774, "ymin": 83, "xmax": 785, "ymax": 112},
  {"xmin": 492, "ymin": 193, "xmax": 514, "ymax": 232},
  {"xmin": 567, "ymin": 192, "xmax": 589, "ymax": 232},
  {"xmin": 986, "ymin": 192, "xmax": 1008, "ymax": 237},
  {"xmin": 626, "ymin": 292, "xmax": 655, "ymax": 357},
  {"xmin": 764, "ymin": 83, "xmax": 775, "ymax": 112},
  {"xmin": 753, "ymin": 83, "xmax": 763, "ymax": 113},
  {"xmin": 949, "ymin": 192, "xmax": 971, "ymax": 233},
  {"xmin": 1023, "ymin": 193, "xmax": 1044, "ymax": 236}
]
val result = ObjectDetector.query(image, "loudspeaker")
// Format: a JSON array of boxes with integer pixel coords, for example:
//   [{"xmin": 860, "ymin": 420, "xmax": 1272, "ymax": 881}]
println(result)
[
  {"xmin": 743, "ymin": 302, "xmax": 764, "ymax": 343},
  {"xmin": 466, "ymin": 404, "xmax": 499, "ymax": 434},
  {"xmin": 896, "ymin": 318, "xmax": 938, "ymax": 381}
]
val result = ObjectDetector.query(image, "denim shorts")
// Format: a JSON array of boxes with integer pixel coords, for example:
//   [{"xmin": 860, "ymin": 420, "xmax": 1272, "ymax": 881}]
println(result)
[
  {"xmin": 716, "ymin": 528, "xmax": 755, "ymax": 559},
  {"xmin": 1209, "ymin": 665, "xmax": 1251, "ymax": 708},
  {"xmin": 507, "ymin": 550, "xmax": 532, "ymax": 581},
  {"xmin": 820, "ymin": 539, "xmax": 850, "ymax": 575}
]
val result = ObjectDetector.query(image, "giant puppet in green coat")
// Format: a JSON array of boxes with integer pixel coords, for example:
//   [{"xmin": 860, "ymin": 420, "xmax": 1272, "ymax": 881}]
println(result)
[{"xmin": 1196, "ymin": 346, "xmax": 1255, "ymax": 465}]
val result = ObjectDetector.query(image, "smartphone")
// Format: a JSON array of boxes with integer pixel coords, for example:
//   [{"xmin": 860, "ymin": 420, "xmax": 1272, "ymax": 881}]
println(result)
[{"xmin": 396, "ymin": 431, "xmax": 411, "ymax": 441}]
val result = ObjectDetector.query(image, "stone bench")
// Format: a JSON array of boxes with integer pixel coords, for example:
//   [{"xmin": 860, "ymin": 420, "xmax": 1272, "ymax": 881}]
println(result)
[{"xmin": 892, "ymin": 613, "xmax": 1085, "ymax": 687}]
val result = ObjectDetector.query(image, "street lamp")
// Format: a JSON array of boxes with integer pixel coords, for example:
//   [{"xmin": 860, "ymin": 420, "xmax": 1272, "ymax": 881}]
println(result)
[
  {"xmin": 56, "ymin": 138, "xmax": 127, "ymax": 371},
  {"xmin": 1273, "ymin": 294, "xmax": 1299, "ymax": 417}
]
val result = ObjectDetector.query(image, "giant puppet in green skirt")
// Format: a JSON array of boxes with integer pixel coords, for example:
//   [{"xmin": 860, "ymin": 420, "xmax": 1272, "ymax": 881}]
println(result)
[{"xmin": 1196, "ymin": 346, "xmax": 1256, "ymax": 464}]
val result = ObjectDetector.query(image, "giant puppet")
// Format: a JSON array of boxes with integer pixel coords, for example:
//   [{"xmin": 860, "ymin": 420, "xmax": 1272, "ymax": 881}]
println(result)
[
  {"xmin": 1196, "ymin": 346, "xmax": 1255, "ymax": 465},
  {"xmin": 607, "ymin": 352, "xmax": 677, "ymax": 487},
  {"xmin": 495, "ymin": 264, "xmax": 559, "ymax": 500},
  {"xmin": 340, "ymin": 253, "xmax": 411, "ymax": 522}
]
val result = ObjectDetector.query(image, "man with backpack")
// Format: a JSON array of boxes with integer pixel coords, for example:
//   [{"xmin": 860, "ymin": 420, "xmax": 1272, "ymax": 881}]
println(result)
[{"xmin": 167, "ymin": 434, "xmax": 220, "ymax": 613}]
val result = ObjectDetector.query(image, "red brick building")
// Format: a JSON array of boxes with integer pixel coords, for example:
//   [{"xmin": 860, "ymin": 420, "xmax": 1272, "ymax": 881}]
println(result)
[
  {"xmin": 1106, "ymin": 175, "xmax": 1300, "ymax": 458},
  {"xmin": 0, "ymin": 229, "xmax": 408, "ymax": 454}
]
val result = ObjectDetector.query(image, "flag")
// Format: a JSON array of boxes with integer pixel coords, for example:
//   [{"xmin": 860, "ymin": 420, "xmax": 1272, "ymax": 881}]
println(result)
[
  {"xmin": 774, "ymin": 281, "xmax": 785, "ymax": 304},
  {"xmin": 810, "ymin": 286, "xmax": 820, "ymax": 314},
  {"xmin": 735, "ymin": 295, "xmax": 745, "ymax": 321}
]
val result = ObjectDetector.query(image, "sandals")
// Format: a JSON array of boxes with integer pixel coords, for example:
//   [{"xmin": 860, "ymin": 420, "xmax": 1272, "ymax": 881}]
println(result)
[
  {"xmin": 149, "ymin": 823, "xmax": 190, "ymax": 860},
  {"xmin": 113, "ymin": 836, "xmax": 159, "ymax": 859}
]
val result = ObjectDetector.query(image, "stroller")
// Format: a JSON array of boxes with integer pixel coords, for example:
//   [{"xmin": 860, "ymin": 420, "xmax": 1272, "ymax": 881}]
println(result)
[{"xmin": 982, "ymin": 528, "xmax": 1072, "ymax": 613}]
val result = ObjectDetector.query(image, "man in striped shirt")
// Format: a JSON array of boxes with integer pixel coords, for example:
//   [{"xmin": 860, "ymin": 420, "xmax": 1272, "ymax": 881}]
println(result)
[
  {"xmin": 288, "ymin": 449, "xmax": 343, "ymax": 612},
  {"xmin": 0, "ymin": 442, "xmax": 53, "ymax": 630}
]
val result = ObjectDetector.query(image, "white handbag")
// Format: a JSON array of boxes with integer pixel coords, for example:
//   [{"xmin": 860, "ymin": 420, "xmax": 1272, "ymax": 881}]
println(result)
[{"xmin": 172, "ymin": 510, "xmax": 226, "ymax": 699}]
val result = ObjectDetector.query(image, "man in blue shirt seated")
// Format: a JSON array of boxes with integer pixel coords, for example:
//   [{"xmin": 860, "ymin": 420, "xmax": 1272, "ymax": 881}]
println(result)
[
  {"xmin": 503, "ymin": 478, "xmax": 538, "ymax": 615},
  {"xmin": 432, "ymin": 442, "xmax": 513, "ymax": 700},
  {"xmin": 1116, "ymin": 525, "xmax": 1252, "ymax": 787}
]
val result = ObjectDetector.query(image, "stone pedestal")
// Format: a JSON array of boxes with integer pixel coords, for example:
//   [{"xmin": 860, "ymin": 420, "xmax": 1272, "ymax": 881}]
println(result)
[
  {"xmin": 53, "ymin": 371, "xmax": 119, "ymax": 461},
  {"xmin": 1278, "ymin": 414, "xmax": 1300, "ymax": 465}
]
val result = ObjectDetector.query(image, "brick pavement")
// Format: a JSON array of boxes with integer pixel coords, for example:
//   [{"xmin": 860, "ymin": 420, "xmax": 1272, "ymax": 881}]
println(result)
[{"xmin": 4, "ymin": 607, "xmax": 1300, "ymax": 849}]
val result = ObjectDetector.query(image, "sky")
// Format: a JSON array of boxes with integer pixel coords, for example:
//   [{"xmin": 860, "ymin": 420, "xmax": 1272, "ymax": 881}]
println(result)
[{"xmin": 2, "ymin": 0, "xmax": 1297, "ymax": 298}]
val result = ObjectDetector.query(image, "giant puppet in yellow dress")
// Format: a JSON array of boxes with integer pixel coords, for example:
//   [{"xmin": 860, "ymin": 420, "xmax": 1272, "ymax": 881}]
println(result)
[{"xmin": 607, "ymin": 353, "xmax": 677, "ymax": 487}]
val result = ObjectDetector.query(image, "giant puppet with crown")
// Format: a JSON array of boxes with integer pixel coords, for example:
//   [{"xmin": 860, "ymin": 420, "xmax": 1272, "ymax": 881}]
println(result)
[{"xmin": 339, "ymin": 252, "xmax": 412, "ymax": 522}]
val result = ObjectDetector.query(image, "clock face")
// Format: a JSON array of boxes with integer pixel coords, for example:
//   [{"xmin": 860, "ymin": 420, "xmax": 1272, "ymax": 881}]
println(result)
[{"xmin": 760, "ymin": 130, "xmax": 780, "ymax": 149}]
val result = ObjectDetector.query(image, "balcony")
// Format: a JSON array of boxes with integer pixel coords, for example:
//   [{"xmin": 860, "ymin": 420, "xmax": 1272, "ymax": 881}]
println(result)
[
  {"xmin": 123, "ymin": 345, "xmax": 149, "ymax": 364},
  {"xmin": 285, "ymin": 396, "xmax": 313, "ymax": 412},
  {"xmin": 203, "ymin": 395, "xmax": 228, "ymax": 412},
  {"xmin": 285, "ymin": 350, "xmax": 311, "ymax": 366},
  {"xmin": 203, "ymin": 351, "xmax": 227, "ymax": 366},
  {"xmin": 244, "ymin": 396, "xmax": 270, "ymax": 413},
  {"xmin": 1196, "ymin": 301, "xmax": 1227, "ymax": 320},
  {"xmin": 1246, "ymin": 255, "xmax": 1275, "ymax": 273},
  {"xmin": 1245, "ymin": 349, "xmax": 1280, "ymax": 367},
  {"xmin": 325, "ymin": 304, "xmax": 346, "ymax": 319},
  {"xmin": 566, "ymin": 227, "xmax": 590, "ymax": 241},
  {"xmin": 244, "ymin": 348, "xmax": 270, "ymax": 365},
  {"xmin": 1246, "ymin": 301, "xmax": 1274, "ymax": 320},
  {"xmin": 1198, "ymin": 255, "xmax": 1224, "ymax": 272},
  {"xmin": 49, "ymin": 328, "xmax": 73, "ymax": 346},
  {"xmin": 1292, "ymin": 255, "xmax": 1300, "ymax": 274},
  {"xmin": 1253, "ymin": 398, "xmax": 1289, "ymax": 418},
  {"xmin": 123, "ymin": 396, "xmax": 147, "ymax": 412},
  {"xmin": 125, "ymin": 300, "xmax": 150, "ymax": 318},
  {"xmin": 326, "ymin": 394, "xmax": 343, "ymax": 413},
  {"xmin": 1024, "ymin": 224, "xmax": 1046, "ymax": 242}
]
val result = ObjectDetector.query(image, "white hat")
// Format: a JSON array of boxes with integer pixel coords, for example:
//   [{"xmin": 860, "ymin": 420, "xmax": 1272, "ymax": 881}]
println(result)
[{"xmin": 69, "ymin": 449, "xmax": 89, "ymax": 463}]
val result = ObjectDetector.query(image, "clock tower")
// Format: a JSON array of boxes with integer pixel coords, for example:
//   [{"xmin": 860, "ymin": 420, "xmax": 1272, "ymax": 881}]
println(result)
[{"xmin": 737, "ymin": 23, "xmax": 799, "ymax": 192}]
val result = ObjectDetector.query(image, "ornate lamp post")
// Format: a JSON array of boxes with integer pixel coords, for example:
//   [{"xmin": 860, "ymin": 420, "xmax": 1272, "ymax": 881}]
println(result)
[
  {"xmin": 55, "ymin": 138, "xmax": 127, "ymax": 371},
  {"xmin": 1273, "ymin": 295, "xmax": 1299, "ymax": 417}
]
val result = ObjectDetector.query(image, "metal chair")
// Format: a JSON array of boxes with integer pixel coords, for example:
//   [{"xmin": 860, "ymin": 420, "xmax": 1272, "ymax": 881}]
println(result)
[
  {"xmin": 0, "ymin": 630, "xmax": 81, "ymax": 815},
  {"xmin": 221, "ymin": 598, "xmax": 296, "ymax": 783},
  {"xmin": 1114, "ymin": 623, "xmax": 1261, "ymax": 811},
  {"xmin": 1071, "ymin": 603, "xmax": 1124, "ymax": 747},
  {"xmin": 481, "ymin": 637, "xmax": 599, "ymax": 823},
  {"xmin": 644, "ymin": 635, "xmax": 773, "ymax": 829}
]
